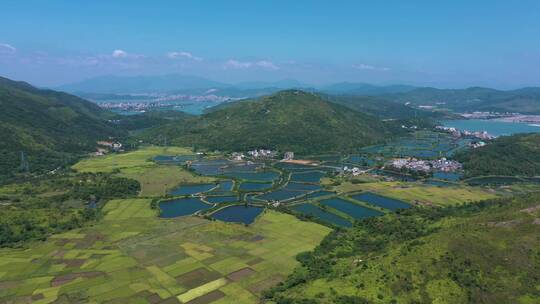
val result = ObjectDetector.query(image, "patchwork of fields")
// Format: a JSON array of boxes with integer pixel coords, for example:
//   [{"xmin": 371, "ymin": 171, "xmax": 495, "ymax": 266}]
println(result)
[{"xmin": 0, "ymin": 199, "xmax": 330, "ymax": 303}]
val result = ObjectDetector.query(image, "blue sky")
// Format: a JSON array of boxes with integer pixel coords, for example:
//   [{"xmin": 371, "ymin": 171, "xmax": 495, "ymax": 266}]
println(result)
[{"xmin": 1, "ymin": 0, "xmax": 539, "ymax": 88}]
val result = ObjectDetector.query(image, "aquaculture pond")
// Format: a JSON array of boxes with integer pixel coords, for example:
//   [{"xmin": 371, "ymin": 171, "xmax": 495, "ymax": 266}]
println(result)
[
  {"xmin": 257, "ymin": 189, "xmax": 306, "ymax": 202},
  {"xmin": 304, "ymin": 191, "xmax": 335, "ymax": 199},
  {"xmin": 433, "ymin": 171, "xmax": 462, "ymax": 181},
  {"xmin": 351, "ymin": 192, "xmax": 411, "ymax": 211},
  {"xmin": 211, "ymin": 205, "xmax": 263, "ymax": 224},
  {"xmin": 374, "ymin": 170, "xmax": 417, "ymax": 182},
  {"xmin": 222, "ymin": 171, "xmax": 280, "ymax": 182},
  {"xmin": 205, "ymin": 196, "xmax": 239, "ymax": 204},
  {"xmin": 275, "ymin": 162, "xmax": 318, "ymax": 172},
  {"xmin": 292, "ymin": 203, "xmax": 352, "ymax": 228},
  {"xmin": 320, "ymin": 198, "xmax": 383, "ymax": 220},
  {"xmin": 290, "ymin": 171, "xmax": 326, "ymax": 183},
  {"xmin": 284, "ymin": 182, "xmax": 322, "ymax": 192},
  {"xmin": 153, "ymin": 155, "xmax": 197, "ymax": 164},
  {"xmin": 347, "ymin": 155, "xmax": 375, "ymax": 166},
  {"xmin": 190, "ymin": 159, "xmax": 232, "ymax": 176},
  {"xmin": 159, "ymin": 198, "xmax": 211, "ymax": 218},
  {"xmin": 239, "ymin": 182, "xmax": 273, "ymax": 191},
  {"xmin": 169, "ymin": 183, "xmax": 216, "ymax": 196}
]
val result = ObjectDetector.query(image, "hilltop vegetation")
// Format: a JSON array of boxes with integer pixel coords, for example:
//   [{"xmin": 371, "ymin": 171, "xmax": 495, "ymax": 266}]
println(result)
[
  {"xmin": 455, "ymin": 133, "xmax": 540, "ymax": 177},
  {"xmin": 0, "ymin": 76, "xmax": 123, "ymax": 183},
  {"xmin": 266, "ymin": 194, "xmax": 540, "ymax": 303},
  {"xmin": 142, "ymin": 90, "xmax": 405, "ymax": 154}
]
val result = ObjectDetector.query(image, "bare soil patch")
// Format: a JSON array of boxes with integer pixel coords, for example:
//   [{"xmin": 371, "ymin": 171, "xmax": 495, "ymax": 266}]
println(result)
[
  {"xmin": 176, "ymin": 268, "xmax": 222, "ymax": 289},
  {"xmin": 51, "ymin": 271, "xmax": 104, "ymax": 287},
  {"xmin": 226, "ymin": 267, "xmax": 256, "ymax": 281}
]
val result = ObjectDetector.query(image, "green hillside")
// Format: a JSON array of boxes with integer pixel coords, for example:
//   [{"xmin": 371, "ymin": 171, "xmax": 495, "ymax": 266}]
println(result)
[
  {"xmin": 388, "ymin": 87, "xmax": 540, "ymax": 114},
  {"xmin": 142, "ymin": 90, "xmax": 404, "ymax": 154},
  {"xmin": 455, "ymin": 133, "xmax": 540, "ymax": 177},
  {"xmin": 266, "ymin": 194, "xmax": 540, "ymax": 303},
  {"xmin": 0, "ymin": 76, "xmax": 122, "ymax": 182}
]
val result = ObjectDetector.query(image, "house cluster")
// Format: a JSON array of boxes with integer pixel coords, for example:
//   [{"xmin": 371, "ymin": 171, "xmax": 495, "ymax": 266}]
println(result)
[
  {"xmin": 247, "ymin": 149, "xmax": 278, "ymax": 159},
  {"xmin": 388, "ymin": 157, "xmax": 462, "ymax": 173},
  {"xmin": 342, "ymin": 166, "xmax": 368, "ymax": 176},
  {"xmin": 94, "ymin": 141, "xmax": 123, "ymax": 156},
  {"xmin": 436, "ymin": 126, "xmax": 495, "ymax": 140},
  {"xmin": 469, "ymin": 141, "xmax": 487, "ymax": 149}
]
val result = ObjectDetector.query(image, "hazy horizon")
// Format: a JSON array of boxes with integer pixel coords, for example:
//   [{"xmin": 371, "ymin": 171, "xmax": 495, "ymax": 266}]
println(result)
[{"xmin": 1, "ymin": 0, "xmax": 540, "ymax": 89}]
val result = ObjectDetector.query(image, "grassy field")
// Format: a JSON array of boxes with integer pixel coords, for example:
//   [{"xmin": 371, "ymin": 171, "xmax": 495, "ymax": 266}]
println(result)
[
  {"xmin": 268, "ymin": 194, "xmax": 540, "ymax": 303},
  {"xmin": 0, "ymin": 198, "xmax": 330, "ymax": 303},
  {"xmin": 328, "ymin": 180, "xmax": 498, "ymax": 206},
  {"xmin": 72, "ymin": 146, "xmax": 216, "ymax": 197}
]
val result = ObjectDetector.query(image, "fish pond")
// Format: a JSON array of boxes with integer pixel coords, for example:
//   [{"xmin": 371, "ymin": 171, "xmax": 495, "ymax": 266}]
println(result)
[
  {"xmin": 205, "ymin": 196, "xmax": 239, "ymax": 204},
  {"xmin": 290, "ymin": 171, "xmax": 326, "ymax": 183},
  {"xmin": 159, "ymin": 198, "xmax": 211, "ymax": 218},
  {"xmin": 292, "ymin": 203, "xmax": 352, "ymax": 228},
  {"xmin": 211, "ymin": 205, "xmax": 263, "ymax": 224},
  {"xmin": 238, "ymin": 182, "xmax": 273, "ymax": 191},
  {"xmin": 169, "ymin": 183, "xmax": 216, "ymax": 196},
  {"xmin": 320, "ymin": 198, "xmax": 383, "ymax": 220},
  {"xmin": 351, "ymin": 192, "xmax": 411, "ymax": 211},
  {"xmin": 442, "ymin": 119, "xmax": 540, "ymax": 137},
  {"xmin": 222, "ymin": 171, "xmax": 280, "ymax": 182},
  {"xmin": 433, "ymin": 171, "xmax": 462, "ymax": 181}
]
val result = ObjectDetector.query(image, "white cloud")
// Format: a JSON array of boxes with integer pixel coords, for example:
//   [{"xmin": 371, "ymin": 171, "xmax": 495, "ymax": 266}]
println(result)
[
  {"xmin": 352, "ymin": 63, "xmax": 390, "ymax": 71},
  {"xmin": 224, "ymin": 59, "xmax": 279, "ymax": 70},
  {"xmin": 167, "ymin": 51, "xmax": 202, "ymax": 61},
  {"xmin": 0, "ymin": 43, "xmax": 16, "ymax": 53},
  {"xmin": 112, "ymin": 49, "xmax": 128, "ymax": 58}
]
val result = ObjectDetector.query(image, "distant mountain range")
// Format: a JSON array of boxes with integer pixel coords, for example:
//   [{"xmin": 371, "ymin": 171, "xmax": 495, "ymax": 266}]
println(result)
[{"xmin": 56, "ymin": 74, "xmax": 540, "ymax": 114}]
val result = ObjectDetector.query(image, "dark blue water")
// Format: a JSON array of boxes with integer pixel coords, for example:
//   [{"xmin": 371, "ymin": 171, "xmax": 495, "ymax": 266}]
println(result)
[
  {"xmin": 222, "ymin": 171, "xmax": 280, "ymax": 182},
  {"xmin": 290, "ymin": 171, "xmax": 325, "ymax": 183},
  {"xmin": 257, "ymin": 189, "xmax": 305, "ymax": 201},
  {"xmin": 284, "ymin": 182, "xmax": 322, "ymax": 192},
  {"xmin": 169, "ymin": 184, "xmax": 216, "ymax": 196},
  {"xmin": 159, "ymin": 198, "xmax": 211, "ymax": 218},
  {"xmin": 293, "ymin": 203, "xmax": 352, "ymax": 228},
  {"xmin": 239, "ymin": 182, "xmax": 273, "ymax": 191},
  {"xmin": 442, "ymin": 119, "xmax": 540, "ymax": 136},
  {"xmin": 191, "ymin": 159, "xmax": 232, "ymax": 176},
  {"xmin": 304, "ymin": 191, "xmax": 335, "ymax": 199},
  {"xmin": 433, "ymin": 171, "xmax": 462, "ymax": 181},
  {"xmin": 206, "ymin": 196, "xmax": 239, "ymax": 204},
  {"xmin": 351, "ymin": 193, "xmax": 411, "ymax": 211},
  {"xmin": 212, "ymin": 205, "xmax": 263, "ymax": 224},
  {"xmin": 320, "ymin": 198, "xmax": 383, "ymax": 220}
]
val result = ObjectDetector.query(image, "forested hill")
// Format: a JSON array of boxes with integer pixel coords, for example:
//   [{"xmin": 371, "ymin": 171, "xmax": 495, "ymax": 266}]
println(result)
[
  {"xmin": 0, "ymin": 76, "xmax": 122, "ymax": 182},
  {"xmin": 267, "ymin": 194, "xmax": 540, "ymax": 303},
  {"xmin": 388, "ymin": 86, "xmax": 540, "ymax": 114},
  {"xmin": 455, "ymin": 133, "xmax": 540, "ymax": 177},
  {"xmin": 142, "ymin": 90, "xmax": 405, "ymax": 154}
]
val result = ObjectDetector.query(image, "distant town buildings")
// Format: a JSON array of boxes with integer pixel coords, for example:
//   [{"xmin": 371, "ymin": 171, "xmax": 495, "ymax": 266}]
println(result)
[
  {"xmin": 388, "ymin": 157, "xmax": 462, "ymax": 173},
  {"xmin": 435, "ymin": 126, "xmax": 495, "ymax": 140}
]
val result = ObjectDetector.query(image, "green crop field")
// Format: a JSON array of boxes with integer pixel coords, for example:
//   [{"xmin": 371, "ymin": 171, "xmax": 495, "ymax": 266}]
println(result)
[
  {"xmin": 330, "ymin": 181, "xmax": 498, "ymax": 206},
  {"xmin": 72, "ymin": 146, "xmax": 215, "ymax": 197},
  {"xmin": 0, "ymin": 198, "xmax": 330, "ymax": 303}
]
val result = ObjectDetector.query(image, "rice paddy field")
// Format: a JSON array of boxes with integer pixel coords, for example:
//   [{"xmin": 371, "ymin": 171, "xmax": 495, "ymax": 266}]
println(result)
[
  {"xmin": 72, "ymin": 147, "xmax": 216, "ymax": 197},
  {"xmin": 0, "ymin": 199, "xmax": 330, "ymax": 303},
  {"xmin": 331, "ymin": 181, "xmax": 498, "ymax": 206}
]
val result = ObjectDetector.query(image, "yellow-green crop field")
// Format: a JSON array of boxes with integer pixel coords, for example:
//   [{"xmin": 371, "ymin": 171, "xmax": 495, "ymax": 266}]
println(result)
[
  {"xmin": 330, "ymin": 181, "xmax": 498, "ymax": 206},
  {"xmin": 72, "ymin": 146, "xmax": 216, "ymax": 197},
  {"xmin": 0, "ymin": 198, "xmax": 330, "ymax": 303}
]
